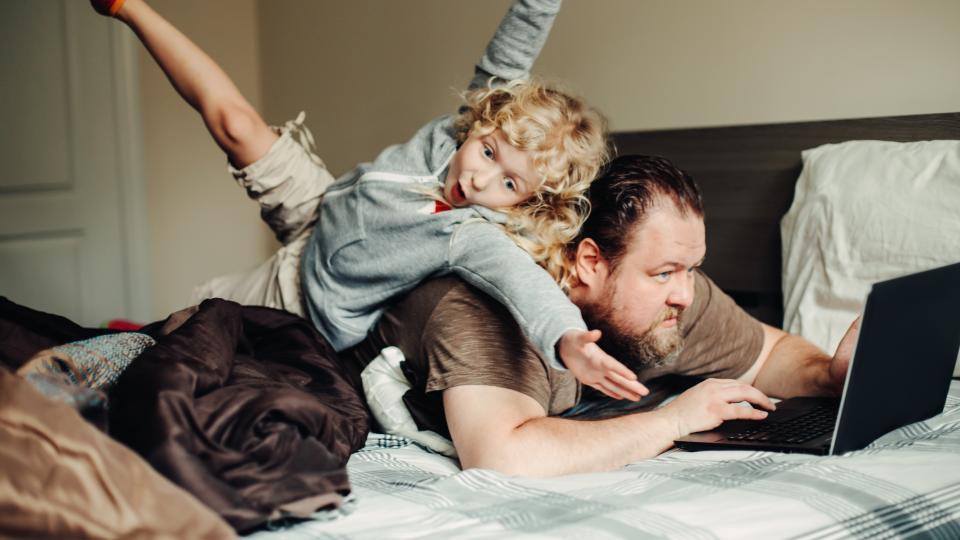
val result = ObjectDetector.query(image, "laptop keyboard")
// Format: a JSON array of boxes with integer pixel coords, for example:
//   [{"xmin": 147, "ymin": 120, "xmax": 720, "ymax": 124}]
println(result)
[{"xmin": 725, "ymin": 404, "xmax": 837, "ymax": 444}]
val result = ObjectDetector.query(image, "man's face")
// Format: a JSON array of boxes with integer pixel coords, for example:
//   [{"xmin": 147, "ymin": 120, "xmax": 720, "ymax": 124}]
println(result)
[{"xmin": 579, "ymin": 202, "xmax": 706, "ymax": 370}]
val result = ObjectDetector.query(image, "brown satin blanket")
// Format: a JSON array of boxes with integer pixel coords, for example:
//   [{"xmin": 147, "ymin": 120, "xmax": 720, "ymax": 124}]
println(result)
[
  {"xmin": 0, "ymin": 297, "xmax": 371, "ymax": 533},
  {"xmin": 0, "ymin": 368, "xmax": 235, "ymax": 539}
]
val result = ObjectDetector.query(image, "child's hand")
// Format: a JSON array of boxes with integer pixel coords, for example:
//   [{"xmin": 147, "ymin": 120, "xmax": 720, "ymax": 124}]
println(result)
[{"xmin": 558, "ymin": 329, "xmax": 649, "ymax": 401}]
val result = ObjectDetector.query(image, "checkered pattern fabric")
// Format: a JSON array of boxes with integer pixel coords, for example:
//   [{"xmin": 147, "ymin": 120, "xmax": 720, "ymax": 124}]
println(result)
[{"xmin": 248, "ymin": 381, "xmax": 960, "ymax": 539}]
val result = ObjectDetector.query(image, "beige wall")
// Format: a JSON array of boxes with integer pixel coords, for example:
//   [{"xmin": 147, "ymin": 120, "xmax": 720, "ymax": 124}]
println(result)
[
  {"xmin": 541, "ymin": 0, "xmax": 960, "ymax": 130},
  {"xmin": 257, "ymin": 0, "xmax": 960, "ymax": 176},
  {"xmin": 140, "ymin": 0, "xmax": 960, "ymax": 318},
  {"xmin": 140, "ymin": 0, "xmax": 277, "ymax": 318}
]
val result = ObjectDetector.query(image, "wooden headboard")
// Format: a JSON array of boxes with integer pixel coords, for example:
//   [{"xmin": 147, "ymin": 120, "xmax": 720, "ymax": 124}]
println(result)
[{"xmin": 612, "ymin": 112, "xmax": 960, "ymax": 326}]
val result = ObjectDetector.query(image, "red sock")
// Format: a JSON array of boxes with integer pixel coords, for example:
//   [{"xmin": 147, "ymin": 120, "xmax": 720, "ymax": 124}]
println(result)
[{"xmin": 91, "ymin": 0, "xmax": 127, "ymax": 17}]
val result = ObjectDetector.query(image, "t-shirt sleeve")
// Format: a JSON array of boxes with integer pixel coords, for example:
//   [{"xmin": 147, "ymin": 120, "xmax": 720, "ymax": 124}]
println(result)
[
  {"xmin": 447, "ymin": 220, "xmax": 586, "ymax": 369},
  {"xmin": 420, "ymin": 282, "xmax": 558, "ymax": 415},
  {"xmin": 670, "ymin": 271, "xmax": 765, "ymax": 380}
]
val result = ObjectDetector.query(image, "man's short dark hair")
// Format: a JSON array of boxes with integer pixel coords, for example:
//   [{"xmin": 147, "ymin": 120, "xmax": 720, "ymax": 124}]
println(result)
[{"xmin": 573, "ymin": 155, "xmax": 704, "ymax": 268}]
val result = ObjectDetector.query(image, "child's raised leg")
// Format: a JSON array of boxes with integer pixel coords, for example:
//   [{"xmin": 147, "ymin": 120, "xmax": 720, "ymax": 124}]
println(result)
[
  {"xmin": 95, "ymin": 0, "xmax": 276, "ymax": 168},
  {"xmin": 97, "ymin": 0, "xmax": 335, "ymax": 312}
]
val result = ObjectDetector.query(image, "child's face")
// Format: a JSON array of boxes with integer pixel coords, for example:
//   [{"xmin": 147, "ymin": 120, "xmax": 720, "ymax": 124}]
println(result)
[{"xmin": 444, "ymin": 129, "xmax": 538, "ymax": 209}]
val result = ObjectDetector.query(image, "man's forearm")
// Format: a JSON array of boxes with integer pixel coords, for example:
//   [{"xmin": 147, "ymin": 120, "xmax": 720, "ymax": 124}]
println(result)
[
  {"xmin": 752, "ymin": 333, "xmax": 836, "ymax": 398},
  {"xmin": 447, "ymin": 381, "xmax": 776, "ymax": 477},
  {"xmin": 466, "ymin": 409, "xmax": 678, "ymax": 477}
]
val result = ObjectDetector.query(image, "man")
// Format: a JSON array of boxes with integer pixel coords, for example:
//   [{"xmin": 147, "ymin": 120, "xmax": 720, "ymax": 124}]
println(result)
[{"xmin": 342, "ymin": 155, "xmax": 858, "ymax": 476}]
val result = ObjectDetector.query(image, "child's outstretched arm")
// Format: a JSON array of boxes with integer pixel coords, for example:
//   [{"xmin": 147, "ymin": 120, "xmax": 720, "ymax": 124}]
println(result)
[
  {"xmin": 94, "ymin": 0, "xmax": 276, "ymax": 167},
  {"xmin": 449, "ymin": 222, "xmax": 649, "ymax": 401},
  {"xmin": 558, "ymin": 329, "xmax": 649, "ymax": 401},
  {"xmin": 469, "ymin": 0, "xmax": 562, "ymax": 90}
]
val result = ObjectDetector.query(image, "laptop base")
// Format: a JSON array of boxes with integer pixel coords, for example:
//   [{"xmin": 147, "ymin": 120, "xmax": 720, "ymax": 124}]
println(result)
[{"xmin": 674, "ymin": 397, "xmax": 837, "ymax": 455}]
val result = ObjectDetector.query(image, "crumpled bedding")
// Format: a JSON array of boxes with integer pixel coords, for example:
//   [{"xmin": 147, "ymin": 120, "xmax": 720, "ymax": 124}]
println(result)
[
  {"xmin": 0, "ymin": 297, "xmax": 372, "ymax": 533},
  {"xmin": 0, "ymin": 368, "xmax": 235, "ymax": 539}
]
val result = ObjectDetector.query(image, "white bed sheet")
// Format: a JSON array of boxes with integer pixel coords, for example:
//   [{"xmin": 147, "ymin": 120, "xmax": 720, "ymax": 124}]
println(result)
[{"xmin": 248, "ymin": 381, "xmax": 960, "ymax": 540}]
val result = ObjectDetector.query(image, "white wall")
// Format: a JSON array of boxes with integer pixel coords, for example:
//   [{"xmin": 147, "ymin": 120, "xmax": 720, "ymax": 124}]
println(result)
[{"xmin": 139, "ymin": 0, "xmax": 277, "ymax": 318}]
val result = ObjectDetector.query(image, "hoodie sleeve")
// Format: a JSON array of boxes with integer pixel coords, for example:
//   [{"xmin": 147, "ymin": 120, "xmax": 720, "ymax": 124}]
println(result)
[
  {"xmin": 446, "ymin": 219, "xmax": 585, "ymax": 369},
  {"xmin": 468, "ymin": 0, "xmax": 562, "ymax": 90}
]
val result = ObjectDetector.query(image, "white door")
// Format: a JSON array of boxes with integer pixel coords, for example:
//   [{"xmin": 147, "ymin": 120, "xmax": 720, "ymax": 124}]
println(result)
[{"xmin": 0, "ymin": 0, "xmax": 149, "ymax": 326}]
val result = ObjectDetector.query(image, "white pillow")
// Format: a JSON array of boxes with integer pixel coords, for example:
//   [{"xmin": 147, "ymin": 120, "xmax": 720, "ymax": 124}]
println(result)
[
  {"xmin": 360, "ymin": 346, "xmax": 457, "ymax": 457},
  {"xmin": 780, "ymin": 140, "xmax": 960, "ymax": 377}
]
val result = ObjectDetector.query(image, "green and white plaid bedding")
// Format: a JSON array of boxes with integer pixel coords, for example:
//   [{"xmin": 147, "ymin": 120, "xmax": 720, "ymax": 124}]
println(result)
[{"xmin": 249, "ymin": 381, "xmax": 960, "ymax": 539}]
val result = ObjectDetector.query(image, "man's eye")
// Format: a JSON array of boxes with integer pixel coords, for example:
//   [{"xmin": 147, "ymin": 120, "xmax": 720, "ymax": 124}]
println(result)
[
  {"xmin": 654, "ymin": 271, "xmax": 671, "ymax": 282},
  {"xmin": 503, "ymin": 178, "xmax": 516, "ymax": 191},
  {"xmin": 482, "ymin": 145, "xmax": 494, "ymax": 159}
]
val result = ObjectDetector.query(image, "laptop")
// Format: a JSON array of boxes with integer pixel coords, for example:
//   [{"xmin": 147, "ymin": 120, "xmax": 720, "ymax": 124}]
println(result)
[{"xmin": 674, "ymin": 261, "xmax": 960, "ymax": 455}]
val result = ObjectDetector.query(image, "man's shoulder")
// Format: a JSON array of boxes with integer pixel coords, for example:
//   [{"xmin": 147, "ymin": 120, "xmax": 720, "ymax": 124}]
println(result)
[
  {"xmin": 414, "ymin": 277, "xmax": 521, "ymax": 338},
  {"xmin": 379, "ymin": 276, "xmax": 520, "ymax": 358},
  {"xmin": 400, "ymin": 277, "xmax": 578, "ymax": 416},
  {"xmin": 403, "ymin": 276, "xmax": 501, "ymax": 321},
  {"xmin": 685, "ymin": 270, "xmax": 730, "ymax": 315},
  {"xmin": 688, "ymin": 269, "xmax": 756, "ymax": 324},
  {"xmin": 669, "ymin": 269, "xmax": 764, "ymax": 380},
  {"xmin": 409, "ymin": 275, "xmax": 464, "ymax": 304}
]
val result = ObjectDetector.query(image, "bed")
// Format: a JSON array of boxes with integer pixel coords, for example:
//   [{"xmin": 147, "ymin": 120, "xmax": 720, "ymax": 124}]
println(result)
[
  {"xmin": 3, "ymin": 113, "xmax": 959, "ymax": 539},
  {"xmin": 245, "ymin": 112, "xmax": 960, "ymax": 539}
]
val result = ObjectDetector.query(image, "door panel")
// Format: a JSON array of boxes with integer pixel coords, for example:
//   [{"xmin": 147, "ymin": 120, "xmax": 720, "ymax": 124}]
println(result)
[
  {"xmin": 0, "ymin": 2, "xmax": 72, "ymax": 191},
  {"xmin": 0, "ymin": 0, "xmax": 146, "ymax": 325}
]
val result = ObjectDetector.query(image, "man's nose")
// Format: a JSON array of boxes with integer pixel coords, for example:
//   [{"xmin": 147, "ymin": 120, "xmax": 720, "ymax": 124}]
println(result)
[{"xmin": 668, "ymin": 271, "xmax": 695, "ymax": 309}]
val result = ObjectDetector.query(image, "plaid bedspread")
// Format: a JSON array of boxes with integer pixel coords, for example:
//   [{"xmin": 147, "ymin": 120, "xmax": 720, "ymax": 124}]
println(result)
[{"xmin": 249, "ymin": 380, "xmax": 960, "ymax": 539}]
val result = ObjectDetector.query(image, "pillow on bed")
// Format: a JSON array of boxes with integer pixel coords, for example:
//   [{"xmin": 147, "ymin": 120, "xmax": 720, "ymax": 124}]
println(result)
[{"xmin": 780, "ymin": 139, "xmax": 960, "ymax": 377}]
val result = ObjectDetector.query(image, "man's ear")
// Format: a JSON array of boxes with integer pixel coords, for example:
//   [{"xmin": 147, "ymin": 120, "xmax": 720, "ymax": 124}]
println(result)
[{"xmin": 573, "ymin": 238, "xmax": 610, "ymax": 290}]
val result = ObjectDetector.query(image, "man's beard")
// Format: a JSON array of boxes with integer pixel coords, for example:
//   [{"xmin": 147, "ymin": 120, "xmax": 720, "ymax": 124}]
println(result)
[{"xmin": 581, "ymin": 294, "xmax": 685, "ymax": 372}]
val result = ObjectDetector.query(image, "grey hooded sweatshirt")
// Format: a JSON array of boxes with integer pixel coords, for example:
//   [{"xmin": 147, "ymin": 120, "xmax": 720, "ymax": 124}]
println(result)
[{"xmin": 301, "ymin": 0, "xmax": 585, "ymax": 368}]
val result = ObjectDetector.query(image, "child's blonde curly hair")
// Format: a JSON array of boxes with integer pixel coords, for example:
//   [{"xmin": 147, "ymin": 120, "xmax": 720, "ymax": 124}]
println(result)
[{"xmin": 453, "ymin": 79, "xmax": 609, "ymax": 290}]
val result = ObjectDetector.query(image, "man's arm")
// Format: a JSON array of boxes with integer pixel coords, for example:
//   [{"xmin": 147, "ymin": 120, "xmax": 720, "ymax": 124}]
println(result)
[
  {"xmin": 445, "ymin": 380, "xmax": 775, "ymax": 477},
  {"xmin": 739, "ymin": 319, "xmax": 860, "ymax": 399}
]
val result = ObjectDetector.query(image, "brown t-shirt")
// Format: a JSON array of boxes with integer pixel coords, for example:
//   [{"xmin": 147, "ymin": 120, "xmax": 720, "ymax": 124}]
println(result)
[{"xmin": 341, "ymin": 270, "xmax": 763, "ymax": 435}]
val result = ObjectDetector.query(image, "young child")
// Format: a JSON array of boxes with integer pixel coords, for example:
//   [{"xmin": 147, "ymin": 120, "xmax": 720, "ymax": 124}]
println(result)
[{"xmin": 94, "ymin": 0, "xmax": 649, "ymax": 401}]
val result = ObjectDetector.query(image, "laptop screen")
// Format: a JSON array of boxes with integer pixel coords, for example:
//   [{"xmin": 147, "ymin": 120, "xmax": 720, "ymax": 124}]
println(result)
[{"xmin": 830, "ymin": 262, "xmax": 960, "ymax": 454}]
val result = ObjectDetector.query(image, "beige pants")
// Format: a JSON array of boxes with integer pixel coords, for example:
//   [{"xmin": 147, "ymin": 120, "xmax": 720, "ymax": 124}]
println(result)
[{"xmin": 191, "ymin": 113, "xmax": 333, "ymax": 316}]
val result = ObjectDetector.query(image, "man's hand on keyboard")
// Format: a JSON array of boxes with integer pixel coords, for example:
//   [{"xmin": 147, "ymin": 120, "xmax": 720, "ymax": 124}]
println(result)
[{"xmin": 661, "ymin": 378, "xmax": 777, "ymax": 439}]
